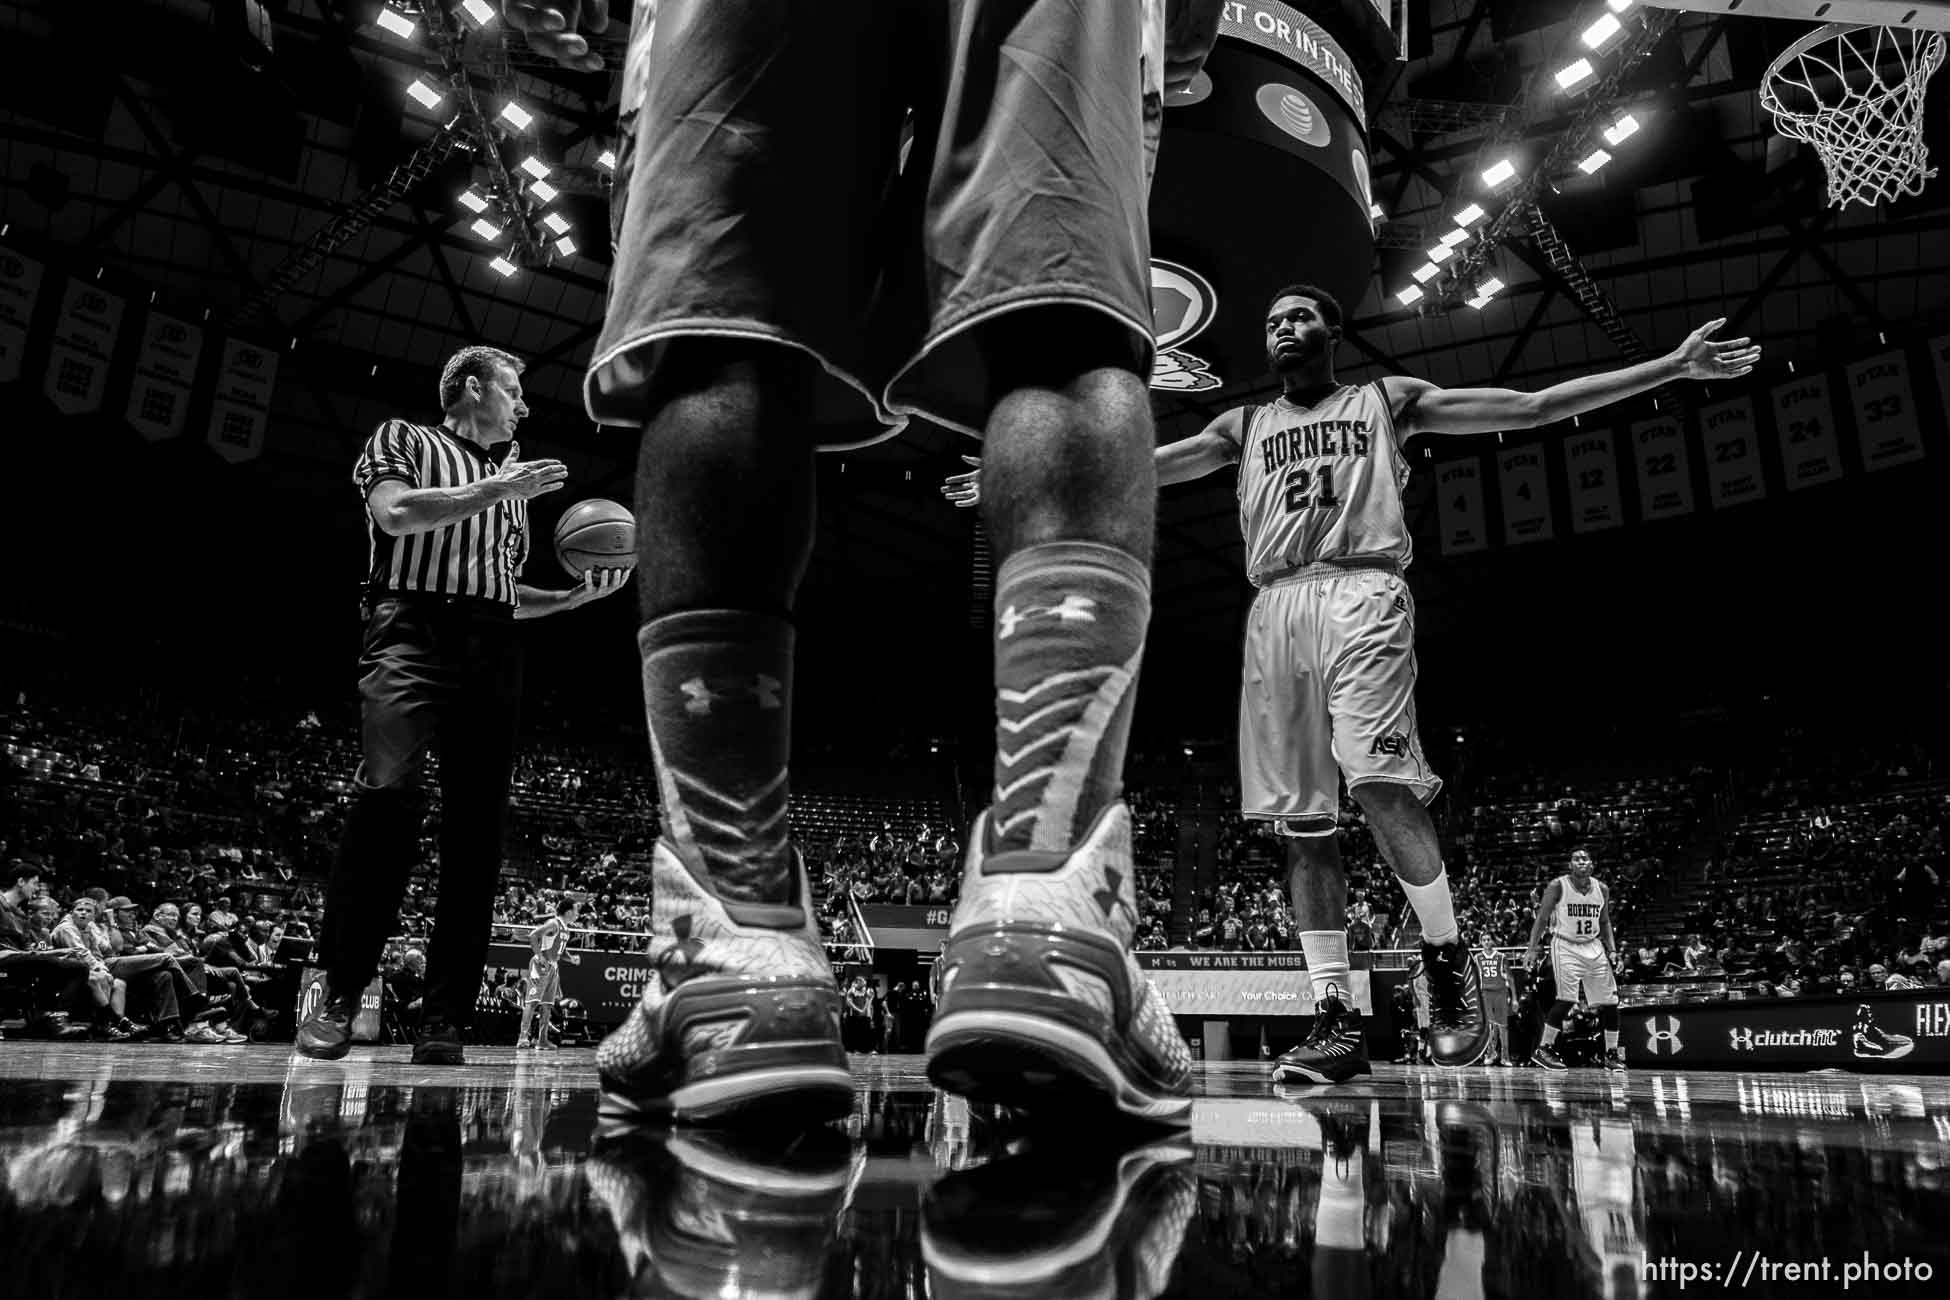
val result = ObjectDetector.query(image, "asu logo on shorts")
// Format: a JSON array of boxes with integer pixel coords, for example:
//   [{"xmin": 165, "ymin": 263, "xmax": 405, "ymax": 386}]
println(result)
[{"xmin": 1369, "ymin": 731, "xmax": 1410, "ymax": 758}]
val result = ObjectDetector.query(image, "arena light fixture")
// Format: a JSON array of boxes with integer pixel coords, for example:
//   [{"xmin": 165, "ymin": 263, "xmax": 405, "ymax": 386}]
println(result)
[
  {"xmin": 499, "ymin": 101, "xmax": 534, "ymax": 130},
  {"xmin": 458, "ymin": 187, "xmax": 489, "ymax": 215},
  {"xmin": 1396, "ymin": 284, "xmax": 1425, "ymax": 307},
  {"xmin": 1604, "ymin": 114, "xmax": 1641, "ymax": 146},
  {"xmin": 1578, "ymin": 148, "xmax": 1613, "ymax": 174},
  {"xmin": 406, "ymin": 78, "xmax": 444, "ymax": 111},
  {"xmin": 1439, "ymin": 227, "xmax": 1470, "ymax": 247},
  {"xmin": 1481, "ymin": 159, "xmax": 1517, "ymax": 188},
  {"xmin": 489, "ymin": 254, "xmax": 518, "ymax": 278},
  {"xmin": 375, "ymin": 6, "xmax": 416, "ymax": 39},
  {"xmin": 1606, "ymin": 0, "xmax": 1635, "ymax": 12},
  {"xmin": 1475, "ymin": 276, "xmax": 1505, "ymax": 300},
  {"xmin": 542, "ymin": 211, "xmax": 572, "ymax": 236},
  {"xmin": 1583, "ymin": 14, "xmax": 1623, "ymax": 48},
  {"xmin": 1410, "ymin": 262, "xmax": 1440, "ymax": 284},
  {"xmin": 470, "ymin": 216, "xmax": 501, "ymax": 241},
  {"xmin": 460, "ymin": 0, "xmax": 496, "ymax": 28},
  {"xmin": 528, "ymin": 178, "xmax": 559, "ymax": 203},
  {"xmin": 1453, "ymin": 202, "xmax": 1486, "ymax": 225},
  {"xmin": 518, "ymin": 156, "xmax": 551, "ymax": 182},
  {"xmin": 1428, "ymin": 243, "xmax": 1455, "ymax": 264},
  {"xmin": 597, "ymin": 149, "xmax": 617, "ymax": 172},
  {"xmin": 1557, "ymin": 59, "xmax": 1596, "ymax": 91},
  {"xmin": 554, "ymin": 235, "xmax": 578, "ymax": 258}
]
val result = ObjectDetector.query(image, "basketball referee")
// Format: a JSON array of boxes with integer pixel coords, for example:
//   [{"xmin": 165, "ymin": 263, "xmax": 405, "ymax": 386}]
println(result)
[{"xmin": 295, "ymin": 345, "xmax": 630, "ymax": 1065}]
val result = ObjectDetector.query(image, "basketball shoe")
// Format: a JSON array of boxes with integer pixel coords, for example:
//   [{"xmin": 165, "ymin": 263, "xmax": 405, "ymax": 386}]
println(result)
[
  {"xmin": 1852, "ymin": 1003, "xmax": 1914, "ymax": 1061},
  {"xmin": 1530, "ymin": 1044, "xmax": 1568, "ymax": 1070},
  {"xmin": 1603, "ymin": 1047, "xmax": 1627, "ymax": 1072},
  {"xmin": 1271, "ymin": 986, "xmax": 1371, "ymax": 1086},
  {"xmin": 922, "ymin": 1129, "xmax": 1195, "ymax": 1300},
  {"xmin": 1420, "ymin": 940, "xmax": 1491, "ymax": 1068},
  {"xmin": 594, "ymin": 838, "xmax": 854, "ymax": 1124},
  {"xmin": 925, "ymin": 803, "xmax": 1193, "ymax": 1124}
]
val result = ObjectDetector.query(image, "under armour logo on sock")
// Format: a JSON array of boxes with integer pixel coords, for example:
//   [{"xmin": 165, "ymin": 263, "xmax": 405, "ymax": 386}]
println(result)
[
  {"xmin": 680, "ymin": 675, "xmax": 784, "ymax": 714},
  {"xmin": 998, "ymin": 595, "xmax": 1097, "ymax": 640}
]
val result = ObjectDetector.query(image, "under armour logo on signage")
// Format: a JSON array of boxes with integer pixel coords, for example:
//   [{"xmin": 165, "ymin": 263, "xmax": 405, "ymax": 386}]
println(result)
[
  {"xmin": 998, "ymin": 595, "xmax": 1097, "ymax": 640},
  {"xmin": 680, "ymin": 675, "xmax": 783, "ymax": 715},
  {"xmin": 1728, "ymin": 1027, "xmax": 1755, "ymax": 1052},
  {"xmin": 1644, "ymin": 1015, "xmax": 1683, "ymax": 1055}
]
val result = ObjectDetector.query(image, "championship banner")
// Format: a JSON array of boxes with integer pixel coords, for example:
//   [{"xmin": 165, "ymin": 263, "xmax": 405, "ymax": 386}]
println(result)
[
  {"xmin": 1700, "ymin": 394, "xmax": 1766, "ymax": 508},
  {"xmin": 1846, "ymin": 350, "xmax": 1925, "ymax": 471},
  {"xmin": 43, "ymin": 277, "xmax": 125, "ymax": 415},
  {"xmin": 1626, "ymin": 988, "xmax": 1950, "ymax": 1072},
  {"xmin": 855, "ymin": 903, "xmax": 952, "ymax": 951},
  {"xmin": 1771, "ymin": 372, "xmax": 1845, "ymax": 491},
  {"xmin": 1137, "ymin": 951, "xmax": 1373, "ymax": 1017},
  {"xmin": 0, "ymin": 247, "xmax": 44, "ymax": 383},
  {"xmin": 1630, "ymin": 413, "xmax": 1694, "ymax": 520},
  {"xmin": 206, "ymin": 336, "xmax": 279, "ymax": 463},
  {"xmin": 1434, "ymin": 457, "xmax": 1488, "ymax": 555},
  {"xmin": 1564, "ymin": 429, "xmax": 1624, "ymax": 533},
  {"xmin": 1932, "ymin": 333, "xmax": 1950, "ymax": 437},
  {"xmin": 1496, "ymin": 444, "xmax": 1553, "ymax": 545},
  {"xmin": 126, "ymin": 309, "xmax": 204, "ymax": 441}
]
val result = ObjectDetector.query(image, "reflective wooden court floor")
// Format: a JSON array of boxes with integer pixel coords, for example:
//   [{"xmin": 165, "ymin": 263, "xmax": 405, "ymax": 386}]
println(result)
[{"xmin": 2, "ymin": 1044, "xmax": 1946, "ymax": 1298}]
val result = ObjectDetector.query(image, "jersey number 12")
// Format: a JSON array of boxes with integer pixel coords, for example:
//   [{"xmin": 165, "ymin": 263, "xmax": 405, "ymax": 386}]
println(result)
[{"xmin": 1283, "ymin": 464, "xmax": 1341, "ymax": 514}]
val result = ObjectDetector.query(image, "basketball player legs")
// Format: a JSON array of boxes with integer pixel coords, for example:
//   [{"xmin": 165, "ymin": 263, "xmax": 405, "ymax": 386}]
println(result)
[
  {"xmin": 1269, "ymin": 829, "xmax": 1374, "ymax": 1085},
  {"xmin": 925, "ymin": 314, "xmax": 1193, "ymax": 1122},
  {"xmin": 593, "ymin": 341, "xmax": 852, "ymax": 1123}
]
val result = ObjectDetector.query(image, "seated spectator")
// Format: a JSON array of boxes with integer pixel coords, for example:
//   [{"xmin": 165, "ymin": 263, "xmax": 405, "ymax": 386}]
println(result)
[
  {"xmin": 0, "ymin": 865, "xmax": 134, "ymax": 1040},
  {"xmin": 54, "ymin": 896, "xmax": 181, "ymax": 1039}
]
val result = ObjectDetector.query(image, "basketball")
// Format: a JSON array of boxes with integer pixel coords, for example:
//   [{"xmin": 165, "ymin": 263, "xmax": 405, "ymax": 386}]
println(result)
[{"xmin": 553, "ymin": 498, "xmax": 635, "ymax": 578}]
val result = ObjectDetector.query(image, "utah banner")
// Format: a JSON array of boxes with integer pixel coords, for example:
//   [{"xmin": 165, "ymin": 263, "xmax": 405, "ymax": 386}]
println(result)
[
  {"xmin": 1846, "ymin": 350, "xmax": 1925, "ymax": 471},
  {"xmin": 0, "ymin": 246, "xmax": 44, "ymax": 383},
  {"xmin": 43, "ymin": 277, "xmax": 125, "ymax": 415},
  {"xmin": 1564, "ymin": 428, "xmax": 1624, "ymax": 533},
  {"xmin": 126, "ymin": 309, "xmax": 204, "ymax": 441},
  {"xmin": 1700, "ymin": 394, "xmax": 1766, "ymax": 508},
  {"xmin": 1434, "ymin": 457, "xmax": 1489, "ymax": 555},
  {"xmin": 206, "ymin": 337, "xmax": 279, "ymax": 463},
  {"xmin": 1497, "ymin": 444, "xmax": 1553, "ymax": 545},
  {"xmin": 1771, "ymin": 372, "xmax": 1844, "ymax": 490},
  {"xmin": 1631, "ymin": 413, "xmax": 1694, "ymax": 520}
]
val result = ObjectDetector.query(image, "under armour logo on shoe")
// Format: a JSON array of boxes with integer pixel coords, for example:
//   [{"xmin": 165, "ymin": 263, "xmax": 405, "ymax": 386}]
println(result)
[
  {"xmin": 680, "ymin": 675, "xmax": 784, "ymax": 715},
  {"xmin": 656, "ymin": 914, "xmax": 709, "ymax": 990},
  {"xmin": 1093, "ymin": 866, "xmax": 1128, "ymax": 920},
  {"xmin": 998, "ymin": 595, "xmax": 1097, "ymax": 640}
]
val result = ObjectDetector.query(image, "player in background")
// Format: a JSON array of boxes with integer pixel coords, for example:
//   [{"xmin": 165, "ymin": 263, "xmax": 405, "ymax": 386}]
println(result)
[
  {"xmin": 948, "ymin": 288, "xmax": 1759, "ymax": 1085},
  {"xmin": 517, "ymin": 898, "xmax": 582, "ymax": 1051},
  {"xmin": 1476, "ymin": 933, "xmax": 1513, "ymax": 1066},
  {"xmin": 1524, "ymin": 849, "xmax": 1625, "ymax": 1070}
]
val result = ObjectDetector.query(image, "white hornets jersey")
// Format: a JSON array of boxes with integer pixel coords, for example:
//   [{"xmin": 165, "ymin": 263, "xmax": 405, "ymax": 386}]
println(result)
[
  {"xmin": 1234, "ymin": 383, "xmax": 1412, "ymax": 586},
  {"xmin": 1552, "ymin": 876, "xmax": 1609, "ymax": 949}
]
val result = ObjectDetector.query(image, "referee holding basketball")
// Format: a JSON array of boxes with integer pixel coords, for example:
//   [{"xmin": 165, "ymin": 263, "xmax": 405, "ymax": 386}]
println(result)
[{"xmin": 295, "ymin": 345, "xmax": 630, "ymax": 1065}]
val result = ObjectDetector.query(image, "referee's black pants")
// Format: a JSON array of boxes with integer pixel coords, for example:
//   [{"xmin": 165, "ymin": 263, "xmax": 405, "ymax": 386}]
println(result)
[{"xmin": 317, "ymin": 595, "xmax": 522, "ymax": 1032}]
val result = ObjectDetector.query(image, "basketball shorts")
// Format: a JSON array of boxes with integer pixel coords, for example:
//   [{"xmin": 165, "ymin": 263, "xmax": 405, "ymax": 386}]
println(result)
[
  {"xmin": 1551, "ymin": 941, "xmax": 1618, "ymax": 1006},
  {"xmin": 1239, "ymin": 566, "xmax": 1442, "ymax": 834},
  {"xmin": 589, "ymin": 0, "xmax": 1163, "ymax": 447},
  {"xmin": 524, "ymin": 961, "xmax": 562, "ymax": 1006},
  {"xmin": 1481, "ymin": 976, "xmax": 1510, "ymax": 1021}
]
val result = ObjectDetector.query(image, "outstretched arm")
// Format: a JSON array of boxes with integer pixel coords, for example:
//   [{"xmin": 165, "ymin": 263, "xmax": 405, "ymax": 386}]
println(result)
[
  {"xmin": 941, "ymin": 407, "xmax": 1243, "ymax": 507},
  {"xmin": 1388, "ymin": 319, "xmax": 1762, "ymax": 439}
]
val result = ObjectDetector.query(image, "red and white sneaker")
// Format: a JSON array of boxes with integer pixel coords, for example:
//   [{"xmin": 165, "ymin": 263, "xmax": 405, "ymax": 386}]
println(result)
[
  {"xmin": 925, "ymin": 803, "xmax": 1192, "ymax": 1125},
  {"xmin": 595, "ymin": 839, "xmax": 853, "ymax": 1125}
]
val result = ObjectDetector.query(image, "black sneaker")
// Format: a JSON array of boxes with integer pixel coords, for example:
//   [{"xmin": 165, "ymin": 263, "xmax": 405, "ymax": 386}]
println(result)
[
  {"xmin": 1530, "ymin": 1044, "xmax": 1567, "ymax": 1071},
  {"xmin": 1420, "ymin": 940, "xmax": 1489, "ymax": 1068},
  {"xmin": 1271, "ymin": 988, "xmax": 1371, "ymax": 1085},
  {"xmin": 1603, "ymin": 1048, "xmax": 1627, "ymax": 1072},
  {"xmin": 294, "ymin": 992, "xmax": 360, "ymax": 1060},
  {"xmin": 412, "ymin": 1021, "xmax": 466, "ymax": 1066},
  {"xmin": 1853, "ymin": 1004, "xmax": 1914, "ymax": 1061}
]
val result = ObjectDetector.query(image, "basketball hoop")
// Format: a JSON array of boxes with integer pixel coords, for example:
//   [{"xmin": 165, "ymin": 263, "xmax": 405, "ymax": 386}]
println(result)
[{"xmin": 1760, "ymin": 22, "xmax": 1946, "ymax": 209}]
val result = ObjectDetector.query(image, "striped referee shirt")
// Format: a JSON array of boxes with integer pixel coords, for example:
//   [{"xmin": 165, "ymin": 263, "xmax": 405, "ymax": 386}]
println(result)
[{"xmin": 353, "ymin": 419, "xmax": 529, "ymax": 605}]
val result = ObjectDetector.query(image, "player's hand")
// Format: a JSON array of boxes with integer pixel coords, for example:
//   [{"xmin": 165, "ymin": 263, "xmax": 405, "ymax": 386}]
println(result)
[
  {"xmin": 493, "ymin": 441, "xmax": 570, "ymax": 501},
  {"xmin": 940, "ymin": 455, "xmax": 982, "ymax": 509},
  {"xmin": 1164, "ymin": 0, "xmax": 1225, "ymax": 92},
  {"xmin": 1672, "ymin": 318, "xmax": 1762, "ymax": 381},
  {"xmin": 502, "ymin": 1, "xmax": 610, "ymax": 73},
  {"xmin": 573, "ymin": 565, "xmax": 634, "ymax": 605},
  {"xmin": 1523, "ymin": 947, "xmax": 1540, "ymax": 969}
]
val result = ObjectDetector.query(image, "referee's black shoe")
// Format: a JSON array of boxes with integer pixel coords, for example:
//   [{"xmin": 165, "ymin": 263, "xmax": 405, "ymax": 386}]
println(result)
[
  {"xmin": 293, "ymin": 992, "xmax": 359, "ymax": 1061},
  {"xmin": 412, "ymin": 1020, "xmax": 466, "ymax": 1066},
  {"xmin": 1421, "ymin": 939, "xmax": 1490, "ymax": 1068}
]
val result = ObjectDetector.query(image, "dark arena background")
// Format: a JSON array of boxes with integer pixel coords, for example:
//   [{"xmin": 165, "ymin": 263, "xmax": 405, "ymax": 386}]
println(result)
[{"xmin": 3, "ymin": 1, "xmax": 1950, "ymax": 1297}]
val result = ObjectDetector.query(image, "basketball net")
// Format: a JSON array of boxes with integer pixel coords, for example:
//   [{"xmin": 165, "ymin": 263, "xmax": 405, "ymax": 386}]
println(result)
[{"xmin": 1760, "ymin": 23, "xmax": 1946, "ymax": 209}]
